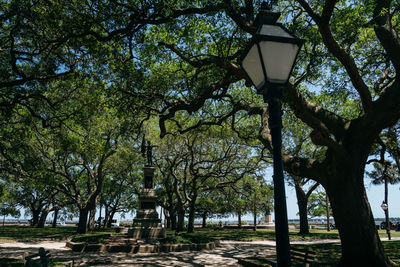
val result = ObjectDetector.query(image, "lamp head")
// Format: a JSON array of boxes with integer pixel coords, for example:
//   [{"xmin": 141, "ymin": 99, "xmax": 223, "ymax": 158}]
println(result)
[{"xmin": 241, "ymin": 2, "xmax": 304, "ymax": 99}]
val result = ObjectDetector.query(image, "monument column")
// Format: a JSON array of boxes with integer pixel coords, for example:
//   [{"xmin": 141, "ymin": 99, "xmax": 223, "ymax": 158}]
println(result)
[{"xmin": 128, "ymin": 139, "xmax": 165, "ymax": 239}]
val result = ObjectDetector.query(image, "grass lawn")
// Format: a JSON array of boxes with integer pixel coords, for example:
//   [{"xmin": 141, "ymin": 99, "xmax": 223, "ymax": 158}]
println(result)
[
  {"xmin": 167, "ymin": 228, "xmax": 342, "ymax": 241},
  {"xmin": 1, "ymin": 225, "xmax": 398, "ymax": 242},
  {"xmin": 167, "ymin": 227, "xmax": 400, "ymax": 242},
  {"xmin": 291, "ymin": 241, "xmax": 400, "ymax": 266},
  {"xmin": 0, "ymin": 225, "xmax": 115, "ymax": 241}
]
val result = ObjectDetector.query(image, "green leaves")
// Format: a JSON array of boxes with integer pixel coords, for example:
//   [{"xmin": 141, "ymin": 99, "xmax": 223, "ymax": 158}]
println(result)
[{"xmin": 308, "ymin": 191, "xmax": 331, "ymax": 218}]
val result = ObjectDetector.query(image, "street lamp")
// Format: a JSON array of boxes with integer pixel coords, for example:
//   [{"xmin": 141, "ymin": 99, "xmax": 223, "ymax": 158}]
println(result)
[
  {"xmin": 381, "ymin": 201, "xmax": 388, "ymax": 211},
  {"xmin": 381, "ymin": 201, "xmax": 391, "ymax": 240},
  {"xmin": 240, "ymin": 2, "xmax": 304, "ymax": 267}
]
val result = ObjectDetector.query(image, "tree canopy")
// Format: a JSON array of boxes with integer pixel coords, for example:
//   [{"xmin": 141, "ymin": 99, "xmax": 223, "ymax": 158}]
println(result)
[{"xmin": 1, "ymin": 1, "xmax": 400, "ymax": 265}]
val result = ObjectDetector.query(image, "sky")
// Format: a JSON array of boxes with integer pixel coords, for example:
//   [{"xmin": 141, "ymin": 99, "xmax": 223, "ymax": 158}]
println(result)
[
  {"xmin": 268, "ymin": 166, "xmax": 400, "ymax": 221},
  {"xmin": 284, "ymin": 178, "xmax": 400, "ymax": 220}
]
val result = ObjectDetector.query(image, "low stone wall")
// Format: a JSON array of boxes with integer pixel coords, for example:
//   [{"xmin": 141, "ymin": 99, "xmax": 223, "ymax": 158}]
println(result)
[{"xmin": 65, "ymin": 240, "xmax": 220, "ymax": 253}]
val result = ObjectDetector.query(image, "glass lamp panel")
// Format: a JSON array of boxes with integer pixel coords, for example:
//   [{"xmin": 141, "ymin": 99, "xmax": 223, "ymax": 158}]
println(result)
[
  {"xmin": 242, "ymin": 43, "xmax": 265, "ymax": 89},
  {"xmin": 259, "ymin": 24, "xmax": 294, "ymax": 38},
  {"xmin": 259, "ymin": 40, "xmax": 299, "ymax": 84}
]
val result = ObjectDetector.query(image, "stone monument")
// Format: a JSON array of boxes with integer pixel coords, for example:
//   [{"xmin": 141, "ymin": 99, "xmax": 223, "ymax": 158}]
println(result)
[{"xmin": 128, "ymin": 138, "xmax": 165, "ymax": 239}]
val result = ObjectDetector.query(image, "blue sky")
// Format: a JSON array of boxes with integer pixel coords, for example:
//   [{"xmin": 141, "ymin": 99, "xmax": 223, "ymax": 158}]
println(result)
[{"xmin": 284, "ymin": 179, "xmax": 400, "ymax": 220}]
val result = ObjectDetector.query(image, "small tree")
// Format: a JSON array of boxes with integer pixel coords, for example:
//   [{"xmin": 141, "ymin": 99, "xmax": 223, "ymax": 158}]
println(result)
[
  {"xmin": 308, "ymin": 190, "xmax": 332, "ymax": 226},
  {"xmin": 0, "ymin": 184, "xmax": 20, "ymax": 226}
]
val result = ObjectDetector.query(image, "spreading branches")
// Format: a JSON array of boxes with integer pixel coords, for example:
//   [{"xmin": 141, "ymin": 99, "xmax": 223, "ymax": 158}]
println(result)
[
  {"xmin": 158, "ymin": 72, "xmax": 238, "ymax": 137},
  {"xmin": 295, "ymin": 0, "xmax": 373, "ymax": 111},
  {"xmin": 258, "ymin": 106, "xmax": 326, "ymax": 184},
  {"xmin": 285, "ymin": 85, "xmax": 348, "ymax": 162},
  {"xmin": 373, "ymin": 0, "xmax": 400, "ymax": 73}
]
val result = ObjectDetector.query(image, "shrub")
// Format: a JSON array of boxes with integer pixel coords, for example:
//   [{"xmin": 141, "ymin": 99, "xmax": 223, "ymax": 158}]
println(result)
[
  {"xmin": 180, "ymin": 232, "xmax": 215, "ymax": 244},
  {"xmin": 162, "ymin": 232, "xmax": 215, "ymax": 244},
  {"xmin": 161, "ymin": 235, "xmax": 189, "ymax": 244}
]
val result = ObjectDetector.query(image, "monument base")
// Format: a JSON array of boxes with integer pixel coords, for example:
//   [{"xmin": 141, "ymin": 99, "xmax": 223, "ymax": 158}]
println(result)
[
  {"xmin": 129, "ymin": 166, "xmax": 165, "ymax": 240},
  {"xmin": 127, "ymin": 209, "xmax": 165, "ymax": 239},
  {"xmin": 127, "ymin": 225, "xmax": 165, "ymax": 239}
]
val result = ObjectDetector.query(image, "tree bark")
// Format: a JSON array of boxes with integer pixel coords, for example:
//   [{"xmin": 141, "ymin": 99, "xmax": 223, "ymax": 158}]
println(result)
[
  {"xmin": 326, "ymin": 193, "xmax": 330, "ymax": 231},
  {"xmin": 170, "ymin": 208, "xmax": 177, "ymax": 230},
  {"xmin": 52, "ymin": 208, "xmax": 59, "ymax": 228},
  {"xmin": 108, "ymin": 210, "xmax": 117, "ymax": 228},
  {"xmin": 163, "ymin": 208, "xmax": 170, "ymax": 229},
  {"xmin": 37, "ymin": 208, "xmax": 50, "ymax": 228},
  {"xmin": 88, "ymin": 204, "xmax": 96, "ymax": 231},
  {"xmin": 326, "ymin": 158, "xmax": 395, "ymax": 266},
  {"xmin": 98, "ymin": 203, "xmax": 102, "ymax": 227},
  {"xmin": 187, "ymin": 193, "xmax": 197, "ymax": 233},
  {"xmin": 295, "ymin": 183, "xmax": 310, "ymax": 234},
  {"xmin": 202, "ymin": 213, "xmax": 207, "ymax": 228},
  {"xmin": 30, "ymin": 209, "xmax": 40, "ymax": 227},
  {"xmin": 77, "ymin": 208, "xmax": 89, "ymax": 234},
  {"xmin": 237, "ymin": 210, "xmax": 242, "ymax": 229},
  {"xmin": 103, "ymin": 205, "xmax": 110, "ymax": 228},
  {"xmin": 176, "ymin": 205, "xmax": 185, "ymax": 232}
]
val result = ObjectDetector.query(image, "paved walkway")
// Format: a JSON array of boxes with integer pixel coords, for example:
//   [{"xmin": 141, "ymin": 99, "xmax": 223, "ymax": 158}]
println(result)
[{"xmin": 1, "ymin": 238, "xmax": 399, "ymax": 266}]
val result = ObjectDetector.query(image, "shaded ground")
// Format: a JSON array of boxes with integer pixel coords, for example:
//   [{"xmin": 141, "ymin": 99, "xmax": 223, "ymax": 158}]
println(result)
[
  {"xmin": 0, "ymin": 240, "xmax": 275, "ymax": 266},
  {"xmin": 2, "ymin": 239, "xmax": 400, "ymax": 266}
]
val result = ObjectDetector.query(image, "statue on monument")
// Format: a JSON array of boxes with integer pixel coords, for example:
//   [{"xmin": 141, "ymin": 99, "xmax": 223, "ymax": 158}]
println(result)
[{"xmin": 140, "ymin": 135, "xmax": 157, "ymax": 167}]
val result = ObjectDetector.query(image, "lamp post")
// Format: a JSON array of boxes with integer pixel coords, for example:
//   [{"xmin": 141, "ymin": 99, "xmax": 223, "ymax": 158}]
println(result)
[
  {"xmin": 240, "ymin": 2, "xmax": 304, "ymax": 266},
  {"xmin": 381, "ymin": 201, "xmax": 391, "ymax": 240}
]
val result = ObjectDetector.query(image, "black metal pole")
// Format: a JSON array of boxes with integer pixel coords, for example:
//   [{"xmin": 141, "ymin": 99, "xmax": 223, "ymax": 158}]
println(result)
[
  {"xmin": 384, "ymin": 178, "xmax": 391, "ymax": 240},
  {"xmin": 267, "ymin": 95, "xmax": 291, "ymax": 267}
]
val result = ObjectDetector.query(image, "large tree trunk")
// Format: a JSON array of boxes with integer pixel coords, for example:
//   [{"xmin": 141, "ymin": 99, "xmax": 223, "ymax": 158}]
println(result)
[
  {"xmin": 163, "ymin": 208, "xmax": 170, "ymax": 229},
  {"xmin": 103, "ymin": 205, "xmax": 110, "ymax": 228},
  {"xmin": 87, "ymin": 204, "xmax": 96, "ymax": 231},
  {"xmin": 170, "ymin": 208, "xmax": 177, "ymax": 230},
  {"xmin": 97, "ymin": 203, "xmax": 102, "ymax": 228},
  {"xmin": 107, "ymin": 210, "xmax": 116, "ymax": 228},
  {"xmin": 326, "ymin": 193, "xmax": 331, "ymax": 231},
  {"xmin": 295, "ymin": 183, "xmax": 310, "ymax": 234},
  {"xmin": 187, "ymin": 194, "xmax": 197, "ymax": 233},
  {"xmin": 77, "ymin": 208, "xmax": 89, "ymax": 234},
  {"xmin": 52, "ymin": 208, "xmax": 59, "ymax": 228},
  {"xmin": 37, "ymin": 208, "xmax": 50, "ymax": 228},
  {"xmin": 237, "ymin": 210, "xmax": 242, "ymax": 229},
  {"xmin": 176, "ymin": 205, "xmax": 185, "ymax": 232},
  {"xmin": 327, "ymin": 158, "xmax": 395, "ymax": 266},
  {"xmin": 202, "ymin": 213, "xmax": 207, "ymax": 228},
  {"xmin": 30, "ymin": 208, "xmax": 41, "ymax": 227}
]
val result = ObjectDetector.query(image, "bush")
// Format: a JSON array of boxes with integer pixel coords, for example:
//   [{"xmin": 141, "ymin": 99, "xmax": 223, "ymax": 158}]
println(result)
[
  {"xmin": 180, "ymin": 232, "xmax": 215, "ymax": 243},
  {"xmin": 71, "ymin": 233, "xmax": 111, "ymax": 243},
  {"xmin": 206, "ymin": 222, "xmax": 218, "ymax": 228},
  {"xmin": 161, "ymin": 235, "xmax": 189, "ymax": 244},
  {"xmin": 162, "ymin": 232, "xmax": 215, "ymax": 244}
]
